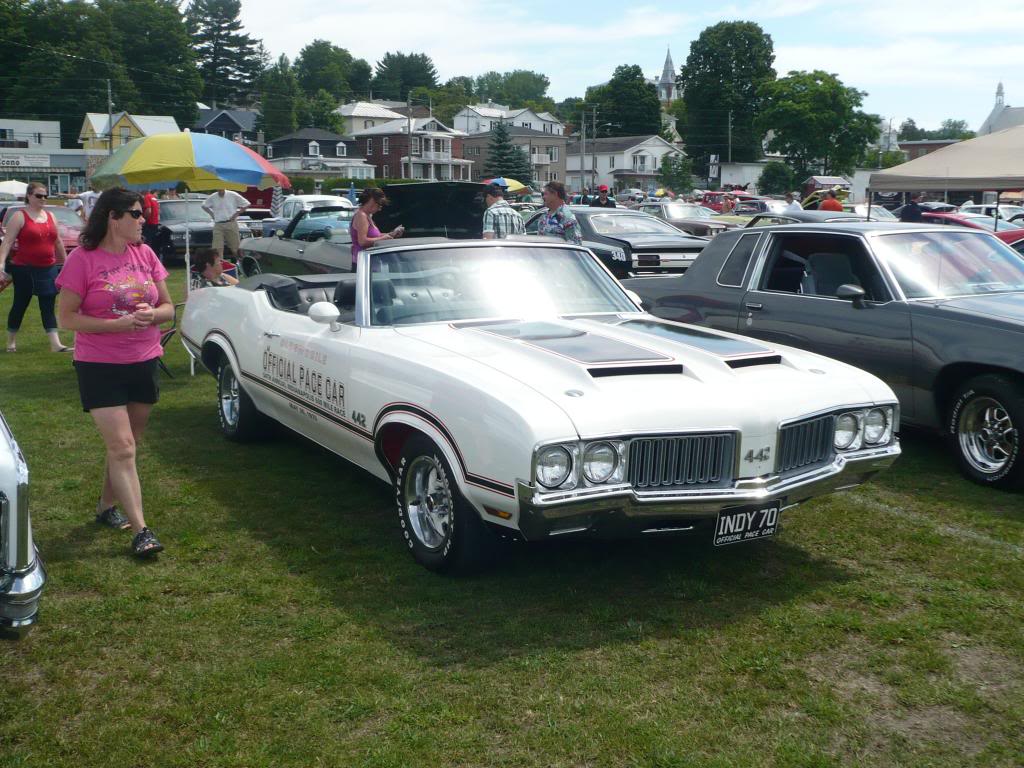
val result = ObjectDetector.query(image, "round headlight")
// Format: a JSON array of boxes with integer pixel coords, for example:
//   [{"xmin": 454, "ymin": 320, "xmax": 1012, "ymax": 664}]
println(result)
[
  {"xmin": 834, "ymin": 413, "xmax": 859, "ymax": 450},
  {"xmin": 582, "ymin": 442, "xmax": 617, "ymax": 483},
  {"xmin": 536, "ymin": 446, "xmax": 572, "ymax": 488},
  {"xmin": 863, "ymin": 408, "xmax": 888, "ymax": 444}
]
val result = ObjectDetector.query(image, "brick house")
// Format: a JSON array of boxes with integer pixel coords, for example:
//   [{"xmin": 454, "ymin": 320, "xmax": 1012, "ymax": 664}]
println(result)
[
  {"xmin": 461, "ymin": 127, "xmax": 568, "ymax": 185},
  {"xmin": 348, "ymin": 117, "xmax": 471, "ymax": 180}
]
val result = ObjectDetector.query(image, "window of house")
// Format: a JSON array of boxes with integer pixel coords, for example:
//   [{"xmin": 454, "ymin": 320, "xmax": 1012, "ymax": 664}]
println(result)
[
  {"xmin": 120, "ymin": 126, "xmax": 131, "ymax": 145},
  {"xmin": 0, "ymin": 129, "xmax": 12, "ymax": 140},
  {"xmin": 364, "ymin": 120, "xmax": 373, "ymax": 129},
  {"xmin": 543, "ymin": 124, "xmax": 550, "ymax": 133},
  {"xmin": 548, "ymin": 147, "xmax": 558, "ymax": 162},
  {"xmin": 308, "ymin": 141, "xmax": 320, "ymax": 156},
  {"xmin": 522, "ymin": 122, "xmax": 531, "ymax": 129},
  {"xmin": 266, "ymin": 145, "xmax": 274, "ymax": 158},
  {"xmin": 336, "ymin": 143, "xmax": 346, "ymax": 157},
  {"xmin": 552, "ymin": 171, "xmax": 557, "ymax": 180},
  {"xmin": 609, "ymin": 156, "xmax": 615, "ymax": 169},
  {"xmin": 382, "ymin": 137, "xmax": 389, "ymax": 155},
  {"xmin": 411, "ymin": 137, "xmax": 420, "ymax": 155},
  {"xmin": 366, "ymin": 138, "xmax": 373, "ymax": 156},
  {"xmin": 32, "ymin": 132, "xmax": 42, "ymax": 144}
]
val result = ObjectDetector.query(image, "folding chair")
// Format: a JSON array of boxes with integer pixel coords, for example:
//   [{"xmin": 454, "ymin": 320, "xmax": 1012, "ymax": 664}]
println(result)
[{"xmin": 158, "ymin": 302, "xmax": 187, "ymax": 378}]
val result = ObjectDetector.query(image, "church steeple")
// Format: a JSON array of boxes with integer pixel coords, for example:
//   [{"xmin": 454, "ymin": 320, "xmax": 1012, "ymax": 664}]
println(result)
[
  {"xmin": 997, "ymin": 81, "xmax": 1005, "ymax": 106},
  {"xmin": 658, "ymin": 48, "xmax": 677, "ymax": 103}
]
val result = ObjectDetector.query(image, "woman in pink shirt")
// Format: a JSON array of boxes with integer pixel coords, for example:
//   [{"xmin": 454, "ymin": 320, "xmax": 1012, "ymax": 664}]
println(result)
[{"xmin": 56, "ymin": 188, "xmax": 174, "ymax": 557}]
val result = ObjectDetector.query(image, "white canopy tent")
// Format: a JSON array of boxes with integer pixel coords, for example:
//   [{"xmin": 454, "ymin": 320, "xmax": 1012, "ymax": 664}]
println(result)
[{"xmin": 869, "ymin": 125, "xmax": 1024, "ymax": 192}]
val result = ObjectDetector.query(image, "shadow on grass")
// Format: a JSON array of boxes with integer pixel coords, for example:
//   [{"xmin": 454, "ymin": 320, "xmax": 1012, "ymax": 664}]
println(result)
[{"xmin": 141, "ymin": 400, "xmax": 853, "ymax": 667}]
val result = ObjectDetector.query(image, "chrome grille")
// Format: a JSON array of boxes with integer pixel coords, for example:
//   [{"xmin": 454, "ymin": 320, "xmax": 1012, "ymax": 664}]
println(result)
[
  {"xmin": 628, "ymin": 433, "xmax": 736, "ymax": 489},
  {"xmin": 778, "ymin": 414, "xmax": 835, "ymax": 474}
]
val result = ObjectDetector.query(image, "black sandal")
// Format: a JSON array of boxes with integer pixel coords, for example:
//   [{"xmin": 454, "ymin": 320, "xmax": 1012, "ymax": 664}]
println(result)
[
  {"xmin": 131, "ymin": 527, "xmax": 164, "ymax": 557},
  {"xmin": 96, "ymin": 504, "xmax": 131, "ymax": 530}
]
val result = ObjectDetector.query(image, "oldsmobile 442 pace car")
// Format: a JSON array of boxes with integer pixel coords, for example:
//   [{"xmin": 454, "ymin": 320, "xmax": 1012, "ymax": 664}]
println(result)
[
  {"xmin": 1, "ymin": 410, "xmax": 46, "ymax": 631},
  {"xmin": 181, "ymin": 238, "xmax": 901, "ymax": 573}
]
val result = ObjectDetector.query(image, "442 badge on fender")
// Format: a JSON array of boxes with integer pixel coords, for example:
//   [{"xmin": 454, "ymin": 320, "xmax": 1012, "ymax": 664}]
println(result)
[{"xmin": 714, "ymin": 500, "xmax": 782, "ymax": 546}]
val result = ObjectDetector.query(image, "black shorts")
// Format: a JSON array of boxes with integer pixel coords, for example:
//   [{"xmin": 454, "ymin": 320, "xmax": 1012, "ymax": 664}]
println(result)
[{"xmin": 74, "ymin": 358, "xmax": 161, "ymax": 412}]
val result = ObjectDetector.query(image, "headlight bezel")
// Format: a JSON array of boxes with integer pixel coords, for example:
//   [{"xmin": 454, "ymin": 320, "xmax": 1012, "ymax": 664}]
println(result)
[
  {"xmin": 834, "ymin": 412, "xmax": 862, "ymax": 451},
  {"xmin": 582, "ymin": 441, "xmax": 622, "ymax": 484},
  {"xmin": 863, "ymin": 407, "xmax": 893, "ymax": 446},
  {"xmin": 536, "ymin": 445, "xmax": 574, "ymax": 489},
  {"xmin": 533, "ymin": 439, "xmax": 627, "ymax": 492}
]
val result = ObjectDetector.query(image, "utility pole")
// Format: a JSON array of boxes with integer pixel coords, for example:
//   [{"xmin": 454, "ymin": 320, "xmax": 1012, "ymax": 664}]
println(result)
[
  {"xmin": 580, "ymin": 107, "xmax": 586, "ymax": 193},
  {"xmin": 591, "ymin": 106, "xmax": 597, "ymax": 191},
  {"xmin": 106, "ymin": 79, "xmax": 113, "ymax": 156},
  {"xmin": 727, "ymin": 110, "xmax": 733, "ymax": 164},
  {"xmin": 407, "ymin": 94, "xmax": 413, "ymax": 179}
]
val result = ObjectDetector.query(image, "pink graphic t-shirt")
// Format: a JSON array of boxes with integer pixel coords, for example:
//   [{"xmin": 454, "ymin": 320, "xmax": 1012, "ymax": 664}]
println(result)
[{"xmin": 56, "ymin": 243, "xmax": 169, "ymax": 364}]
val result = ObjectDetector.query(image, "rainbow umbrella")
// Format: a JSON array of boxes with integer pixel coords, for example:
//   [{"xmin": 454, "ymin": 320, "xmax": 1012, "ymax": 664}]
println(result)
[
  {"xmin": 90, "ymin": 130, "xmax": 289, "ymax": 192},
  {"xmin": 483, "ymin": 177, "xmax": 526, "ymax": 193}
]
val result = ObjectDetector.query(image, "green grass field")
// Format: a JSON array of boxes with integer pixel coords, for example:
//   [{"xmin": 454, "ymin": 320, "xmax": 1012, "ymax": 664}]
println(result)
[{"xmin": 1, "ymin": 267, "xmax": 1022, "ymax": 767}]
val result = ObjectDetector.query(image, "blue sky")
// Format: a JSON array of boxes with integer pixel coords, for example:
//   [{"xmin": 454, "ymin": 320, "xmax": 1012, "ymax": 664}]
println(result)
[{"xmin": 242, "ymin": 0, "xmax": 1013, "ymax": 132}]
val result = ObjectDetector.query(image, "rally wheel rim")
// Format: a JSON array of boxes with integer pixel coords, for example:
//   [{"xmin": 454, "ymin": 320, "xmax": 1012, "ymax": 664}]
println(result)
[
  {"xmin": 403, "ymin": 455, "xmax": 453, "ymax": 550},
  {"xmin": 958, "ymin": 395, "xmax": 1016, "ymax": 474},
  {"xmin": 220, "ymin": 368, "xmax": 240, "ymax": 429}
]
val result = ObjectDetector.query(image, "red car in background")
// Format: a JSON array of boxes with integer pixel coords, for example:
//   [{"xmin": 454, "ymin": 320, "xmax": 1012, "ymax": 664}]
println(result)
[
  {"xmin": 920, "ymin": 212, "xmax": 1024, "ymax": 245},
  {"xmin": 1, "ymin": 205, "xmax": 83, "ymax": 264},
  {"xmin": 699, "ymin": 190, "xmax": 761, "ymax": 213}
]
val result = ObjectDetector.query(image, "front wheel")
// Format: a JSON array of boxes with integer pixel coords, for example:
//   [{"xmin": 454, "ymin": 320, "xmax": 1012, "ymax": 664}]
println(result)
[
  {"xmin": 394, "ymin": 436, "xmax": 495, "ymax": 574},
  {"xmin": 217, "ymin": 359, "xmax": 273, "ymax": 441},
  {"xmin": 947, "ymin": 374, "xmax": 1024, "ymax": 489}
]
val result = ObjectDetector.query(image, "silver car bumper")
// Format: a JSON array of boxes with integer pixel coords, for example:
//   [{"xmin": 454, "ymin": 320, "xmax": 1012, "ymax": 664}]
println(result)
[
  {"xmin": 515, "ymin": 442, "xmax": 900, "ymax": 540},
  {"xmin": 1, "ymin": 490, "xmax": 46, "ymax": 631}
]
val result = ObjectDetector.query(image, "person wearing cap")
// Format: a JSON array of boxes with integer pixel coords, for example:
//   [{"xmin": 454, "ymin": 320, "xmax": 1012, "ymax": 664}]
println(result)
[
  {"xmin": 589, "ymin": 185, "xmax": 616, "ymax": 208},
  {"xmin": 819, "ymin": 189, "xmax": 843, "ymax": 212},
  {"xmin": 482, "ymin": 183, "xmax": 525, "ymax": 240}
]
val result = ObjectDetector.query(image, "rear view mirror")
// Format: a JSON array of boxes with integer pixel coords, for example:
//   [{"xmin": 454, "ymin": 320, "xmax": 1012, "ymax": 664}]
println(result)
[{"xmin": 836, "ymin": 283, "xmax": 866, "ymax": 307}]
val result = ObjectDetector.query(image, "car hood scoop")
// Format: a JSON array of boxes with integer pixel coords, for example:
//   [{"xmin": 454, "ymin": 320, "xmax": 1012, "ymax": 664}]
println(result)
[{"xmin": 480, "ymin": 321, "xmax": 670, "ymax": 364}]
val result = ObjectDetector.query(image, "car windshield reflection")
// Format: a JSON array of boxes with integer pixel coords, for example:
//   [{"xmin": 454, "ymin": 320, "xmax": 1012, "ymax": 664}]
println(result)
[
  {"xmin": 368, "ymin": 246, "xmax": 637, "ymax": 325},
  {"xmin": 160, "ymin": 201, "xmax": 212, "ymax": 222},
  {"xmin": 874, "ymin": 231, "xmax": 1024, "ymax": 298},
  {"xmin": 587, "ymin": 213, "xmax": 681, "ymax": 236}
]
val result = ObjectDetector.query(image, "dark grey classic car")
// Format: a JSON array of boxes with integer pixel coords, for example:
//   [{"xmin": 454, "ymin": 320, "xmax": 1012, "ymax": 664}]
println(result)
[
  {"xmin": 624, "ymin": 222, "xmax": 1024, "ymax": 489},
  {"xmin": 157, "ymin": 199, "xmax": 254, "ymax": 264},
  {"xmin": 635, "ymin": 201, "xmax": 736, "ymax": 237},
  {"xmin": 744, "ymin": 210, "xmax": 867, "ymax": 228},
  {"xmin": 525, "ymin": 207, "xmax": 708, "ymax": 279}
]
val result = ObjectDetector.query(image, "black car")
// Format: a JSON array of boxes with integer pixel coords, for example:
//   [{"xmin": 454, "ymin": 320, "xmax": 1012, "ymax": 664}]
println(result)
[
  {"xmin": 624, "ymin": 222, "xmax": 1024, "ymax": 489},
  {"xmin": 155, "ymin": 199, "xmax": 254, "ymax": 264},
  {"xmin": 744, "ymin": 210, "xmax": 866, "ymax": 228},
  {"xmin": 524, "ymin": 206, "xmax": 708, "ymax": 278}
]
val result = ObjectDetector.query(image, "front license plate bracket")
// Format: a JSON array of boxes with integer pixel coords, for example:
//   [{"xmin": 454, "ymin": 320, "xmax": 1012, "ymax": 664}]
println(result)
[{"xmin": 713, "ymin": 499, "xmax": 782, "ymax": 546}]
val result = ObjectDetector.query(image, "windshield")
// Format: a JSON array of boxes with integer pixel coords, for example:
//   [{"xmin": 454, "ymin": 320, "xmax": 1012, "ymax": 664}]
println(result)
[
  {"xmin": 848, "ymin": 204, "xmax": 896, "ymax": 220},
  {"xmin": 587, "ymin": 213, "xmax": 681, "ymax": 236},
  {"xmin": 663, "ymin": 203, "xmax": 706, "ymax": 219},
  {"xmin": 874, "ymin": 231, "xmax": 1024, "ymax": 298},
  {"xmin": 291, "ymin": 210, "xmax": 354, "ymax": 241},
  {"xmin": 160, "ymin": 201, "xmax": 212, "ymax": 223},
  {"xmin": 48, "ymin": 206, "xmax": 83, "ymax": 227},
  {"xmin": 369, "ymin": 245, "xmax": 637, "ymax": 325}
]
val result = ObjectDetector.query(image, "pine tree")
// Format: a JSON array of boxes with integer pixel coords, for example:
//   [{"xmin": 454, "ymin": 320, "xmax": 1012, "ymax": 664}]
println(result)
[
  {"xmin": 186, "ymin": 0, "xmax": 262, "ymax": 107},
  {"xmin": 482, "ymin": 122, "xmax": 533, "ymax": 182}
]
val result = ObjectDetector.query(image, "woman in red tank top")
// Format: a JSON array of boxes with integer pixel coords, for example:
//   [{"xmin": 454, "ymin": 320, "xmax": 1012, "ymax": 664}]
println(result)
[{"xmin": 0, "ymin": 181, "xmax": 71, "ymax": 352}]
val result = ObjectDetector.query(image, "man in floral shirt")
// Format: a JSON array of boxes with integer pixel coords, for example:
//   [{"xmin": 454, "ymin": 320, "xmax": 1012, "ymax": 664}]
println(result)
[{"xmin": 538, "ymin": 181, "xmax": 582, "ymax": 245}]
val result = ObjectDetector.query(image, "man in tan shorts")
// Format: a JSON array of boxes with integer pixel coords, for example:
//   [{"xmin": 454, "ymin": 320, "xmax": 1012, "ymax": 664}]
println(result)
[{"xmin": 202, "ymin": 189, "xmax": 249, "ymax": 260}]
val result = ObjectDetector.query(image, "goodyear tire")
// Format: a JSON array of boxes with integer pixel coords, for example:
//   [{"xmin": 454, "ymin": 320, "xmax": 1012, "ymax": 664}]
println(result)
[
  {"xmin": 947, "ymin": 374, "xmax": 1024, "ymax": 489},
  {"xmin": 217, "ymin": 358, "xmax": 272, "ymax": 442},
  {"xmin": 395, "ymin": 436, "xmax": 494, "ymax": 574}
]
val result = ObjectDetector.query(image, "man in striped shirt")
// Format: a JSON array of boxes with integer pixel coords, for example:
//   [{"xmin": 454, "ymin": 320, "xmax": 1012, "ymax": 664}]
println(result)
[{"xmin": 482, "ymin": 184, "xmax": 525, "ymax": 239}]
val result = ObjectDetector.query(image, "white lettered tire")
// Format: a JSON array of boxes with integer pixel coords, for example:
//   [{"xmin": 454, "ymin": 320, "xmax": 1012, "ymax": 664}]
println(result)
[
  {"xmin": 395, "ymin": 436, "xmax": 494, "ymax": 573},
  {"xmin": 217, "ymin": 358, "xmax": 273, "ymax": 442},
  {"xmin": 947, "ymin": 374, "xmax": 1024, "ymax": 489}
]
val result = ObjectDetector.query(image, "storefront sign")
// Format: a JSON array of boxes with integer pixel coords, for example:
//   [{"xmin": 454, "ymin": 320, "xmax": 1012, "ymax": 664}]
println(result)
[{"xmin": 0, "ymin": 154, "xmax": 50, "ymax": 168}]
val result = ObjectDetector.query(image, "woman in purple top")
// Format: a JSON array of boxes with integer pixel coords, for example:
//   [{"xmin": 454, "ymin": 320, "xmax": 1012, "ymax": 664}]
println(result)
[
  {"xmin": 349, "ymin": 187, "xmax": 403, "ymax": 268},
  {"xmin": 56, "ymin": 188, "xmax": 173, "ymax": 557}
]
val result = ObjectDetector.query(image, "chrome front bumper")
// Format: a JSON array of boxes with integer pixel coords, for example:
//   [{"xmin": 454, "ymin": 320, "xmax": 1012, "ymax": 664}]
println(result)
[
  {"xmin": 515, "ymin": 442, "xmax": 900, "ymax": 540},
  {"xmin": 0, "ymin": 551, "xmax": 46, "ymax": 630}
]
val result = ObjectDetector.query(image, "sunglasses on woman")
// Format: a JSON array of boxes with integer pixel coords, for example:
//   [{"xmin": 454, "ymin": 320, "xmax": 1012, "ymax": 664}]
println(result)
[
  {"xmin": 32, "ymin": 193, "xmax": 48, "ymax": 199},
  {"xmin": 120, "ymin": 209, "xmax": 145, "ymax": 219}
]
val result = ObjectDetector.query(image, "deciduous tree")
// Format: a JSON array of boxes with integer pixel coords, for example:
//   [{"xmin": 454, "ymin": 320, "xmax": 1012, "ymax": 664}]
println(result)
[
  {"xmin": 756, "ymin": 160, "xmax": 794, "ymax": 195},
  {"xmin": 294, "ymin": 40, "xmax": 352, "ymax": 102},
  {"xmin": 679, "ymin": 22, "xmax": 776, "ymax": 175},
  {"xmin": 586, "ymin": 65, "xmax": 661, "ymax": 137},
  {"xmin": 371, "ymin": 52, "xmax": 438, "ymax": 101},
  {"xmin": 657, "ymin": 154, "xmax": 694, "ymax": 194},
  {"xmin": 757, "ymin": 70, "xmax": 880, "ymax": 178}
]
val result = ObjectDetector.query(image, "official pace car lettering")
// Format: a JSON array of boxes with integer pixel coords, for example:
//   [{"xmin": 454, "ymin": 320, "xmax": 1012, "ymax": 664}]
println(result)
[{"xmin": 261, "ymin": 343, "xmax": 345, "ymax": 417}]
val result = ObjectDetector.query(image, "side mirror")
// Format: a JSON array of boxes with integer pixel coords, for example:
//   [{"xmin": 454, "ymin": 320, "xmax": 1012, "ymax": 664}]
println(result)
[
  {"xmin": 308, "ymin": 301, "xmax": 342, "ymax": 331},
  {"xmin": 275, "ymin": 229, "xmax": 285, "ymax": 238},
  {"xmin": 836, "ymin": 283, "xmax": 866, "ymax": 307}
]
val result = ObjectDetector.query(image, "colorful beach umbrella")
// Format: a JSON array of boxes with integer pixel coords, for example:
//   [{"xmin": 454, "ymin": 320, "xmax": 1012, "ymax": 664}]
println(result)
[
  {"xmin": 90, "ymin": 130, "xmax": 289, "ymax": 192},
  {"xmin": 483, "ymin": 177, "xmax": 526, "ymax": 193}
]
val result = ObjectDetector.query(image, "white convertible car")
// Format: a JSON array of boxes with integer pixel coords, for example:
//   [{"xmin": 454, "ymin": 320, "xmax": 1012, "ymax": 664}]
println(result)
[{"xmin": 181, "ymin": 238, "xmax": 901, "ymax": 573}]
